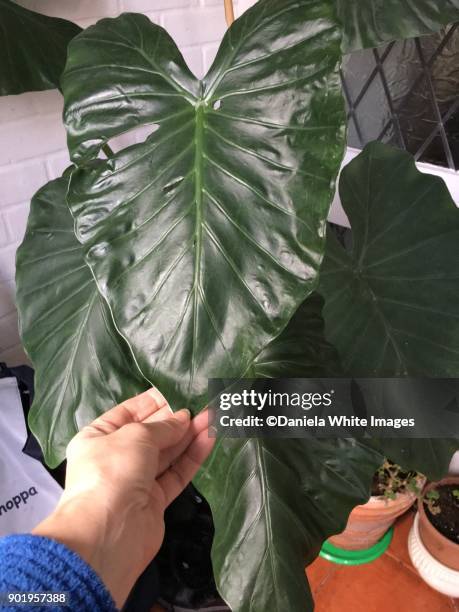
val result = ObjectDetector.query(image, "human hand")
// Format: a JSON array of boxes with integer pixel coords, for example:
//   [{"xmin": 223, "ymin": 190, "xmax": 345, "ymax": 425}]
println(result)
[{"xmin": 33, "ymin": 388, "xmax": 214, "ymax": 608}]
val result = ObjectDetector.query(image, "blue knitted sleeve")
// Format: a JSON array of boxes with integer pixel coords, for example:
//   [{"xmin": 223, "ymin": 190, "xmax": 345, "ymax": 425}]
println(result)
[{"xmin": 0, "ymin": 534, "xmax": 117, "ymax": 611}]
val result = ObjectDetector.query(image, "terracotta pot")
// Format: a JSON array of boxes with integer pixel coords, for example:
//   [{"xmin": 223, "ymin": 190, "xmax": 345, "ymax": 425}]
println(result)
[
  {"xmin": 417, "ymin": 477, "xmax": 459, "ymax": 571},
  {"xmin": 328, "ymin": 490, "xmax": 418, "ymax": 551}
]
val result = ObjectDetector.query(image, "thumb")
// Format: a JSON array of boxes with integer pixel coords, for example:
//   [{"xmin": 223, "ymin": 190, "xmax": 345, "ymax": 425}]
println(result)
[{"xmin": 138, "ymin": 408, "xmax": 191, "ymax": 450}]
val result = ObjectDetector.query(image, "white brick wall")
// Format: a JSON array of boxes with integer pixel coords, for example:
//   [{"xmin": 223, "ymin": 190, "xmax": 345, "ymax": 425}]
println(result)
[{"xmin": 0, "ymin": 0, "xmax": 255, "ymax": 366}]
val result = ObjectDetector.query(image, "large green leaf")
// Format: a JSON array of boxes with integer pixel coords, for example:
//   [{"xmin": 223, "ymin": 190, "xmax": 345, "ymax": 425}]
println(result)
[
  {"xmin": 318, "ymin": 141, "xmax": 459, "ymax": 479},
  {"xmin": 247, "ymin": 292, "xmax": 342, "ymax": 378},
  {"xmin": 196, "ymin": 289, "xmax": 457, "ymax": 610},
  {"xmin": 337, "ymin": 0, "xmax": 459, "ymax": 54},
  {"xmin": 0, "ymin": 0, "xmax": 81, "ymax": 95},
  {"xmin": 362, "ymin": 439, "xmax": 458, "ymax": 481},
  {"xmin": 319, "ymin": 142, "xmax": 459, "ymax": 378},
  {"xmin": 15, "ymin": 175, "xmax": 148, "ymax": 467},
  {"xmin": 62, "ymin": 4, "xmax": 346, "ymax": 411},
  {"xmin": 195, "ymin": 296, "xmax": 381, "ymax": 611},
  {"xmin": 196, "ymin": 437, "xmax": 382, "ymax": 612}
]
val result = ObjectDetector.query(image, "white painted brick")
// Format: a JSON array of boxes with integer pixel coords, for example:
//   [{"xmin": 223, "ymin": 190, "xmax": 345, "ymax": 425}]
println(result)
[
  {"xmin": 182, "ymin": 46, "xmax": 205, "ymax": 79},
  {"xmin": 0, "ymin": 92, "xmax": 37, "ymax": 123},
  {"xmin": 0, "ymin": 243, "xmax": 19, "ymax": 282},
  {"xmin": 31, "ymin": 89, "xmax": 63, "ymax": 114},
  {"xmin": 4, "ymin": 204, "xmax": 30, "ymax": 244},
  {"xmin": 77, "ymin": 17, "xmax": 110, "ymax": 28},
  {"xmin": 0, "ymin": 113, "xmax": 67, "ymax": 165},
  {"xmin": 108, "ymin": 131, "xmax": 138, "ymax": 153},
  {"xmin": 0, "ymin": 343, "xmax": 28, "ymax": 367},
  {"xmin": 46, "ymin": 150, "xmax": 72, "ymax": 180},
  {"xmin": 201, "ymin": 0, "xmax": 240, "ymax": 12},
  {"xmin": 0, "ymin": 215, "xmax": 9, "ymax": 247},
  {"xmin": 17, "ymin": 0, "xmax": 119, "ymax": 20},
  {"xmin": 0, "ymin": 281, "xmax": 16, "ymax": 318},
  {"xmin": 0, "ymin": 160, "xmax": 48, "ymax": 207},
  {"xmin": 203, "ymin": 42, "xmax": 220, "ymax": 73},
  {"xmin": 133, "ymin": 124, "xmax": 159, "ymax": 144},
  {"xmin": 0, "ymin": 312, "xmax": 21, "ymax": 351},
  {"xmin": 139, "ymin": 12, "xmax": 160, "ymax": 25},
  {"xmin": 0, "ymin": 89, "xmax": 63, "ymax": 126},
  {"xmin": 121, "ymin": 0, "xmax": 190, "ymax": 10},
  {"xmin": 161, "ymin": 7, "xmax": 226, "ymax": 46},
  {"xmin": 235, "ymin": 0, "xmax": 255, "ymax": 17}
]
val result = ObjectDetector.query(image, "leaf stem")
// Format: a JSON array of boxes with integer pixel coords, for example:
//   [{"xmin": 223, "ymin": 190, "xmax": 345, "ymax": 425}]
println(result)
[
  {"xmin": 102, "ymin": 143, "xmax": 115, "ymax": 158},
  {"xmin": 224, "ymin": 0, "xmax": 235, "ymax": 26}
]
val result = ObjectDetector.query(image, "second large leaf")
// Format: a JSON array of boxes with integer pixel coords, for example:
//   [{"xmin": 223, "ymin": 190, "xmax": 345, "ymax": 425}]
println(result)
[
  {"xmin": 337, "ymin": 0, "xmax": 459, "ymax": 53},
  {"xmin": 319, "ymin": 142, "xmax": 459, "ymax": 376},
  {"xmin": 0, "ymin": 0, "xmax": 81, "ymax": 95},
  {"xmin": 63, "ymin": 3, "xmax": 346, "ymax": 410}
]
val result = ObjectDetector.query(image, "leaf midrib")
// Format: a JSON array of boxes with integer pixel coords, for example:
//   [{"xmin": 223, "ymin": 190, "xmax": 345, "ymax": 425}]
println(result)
[{"xmin": 188, "ymin": 101, "xmax": 206, "ymax": 403}]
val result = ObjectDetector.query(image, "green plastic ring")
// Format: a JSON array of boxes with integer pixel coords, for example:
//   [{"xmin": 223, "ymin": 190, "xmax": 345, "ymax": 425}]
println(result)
[{"xmin": 319, "ymin": 527, "xmax": 394, "ymax": 565}]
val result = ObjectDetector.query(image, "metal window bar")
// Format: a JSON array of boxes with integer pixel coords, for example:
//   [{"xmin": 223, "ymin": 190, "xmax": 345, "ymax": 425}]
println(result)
[{"xmin": 341, "ymin": 24, "xmax": 459, "ymax": 171}]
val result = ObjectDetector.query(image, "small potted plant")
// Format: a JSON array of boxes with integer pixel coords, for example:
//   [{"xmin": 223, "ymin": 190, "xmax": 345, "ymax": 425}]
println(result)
[
  {"xmin": 408, "ymin": 477, "xmax": 459, "ymax": 597},
  {"xmin": 323, "ymin": 460, "xmax": 424, "ymax": 558}
]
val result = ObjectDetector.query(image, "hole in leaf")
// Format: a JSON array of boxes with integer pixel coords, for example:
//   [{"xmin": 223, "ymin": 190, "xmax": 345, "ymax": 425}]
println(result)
[
  {"xmin": 213, "ymin": 99, "xmax": 222, "ymax": 110},
  {"xmin": 102, "ymin": 123, "xmax": 160, "ymax": 156}
]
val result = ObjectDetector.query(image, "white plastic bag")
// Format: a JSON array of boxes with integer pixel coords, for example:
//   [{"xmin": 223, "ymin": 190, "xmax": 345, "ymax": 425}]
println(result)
[{"xmin": 0, "ymin": 377, "xmax": 62, "ymax": 536}]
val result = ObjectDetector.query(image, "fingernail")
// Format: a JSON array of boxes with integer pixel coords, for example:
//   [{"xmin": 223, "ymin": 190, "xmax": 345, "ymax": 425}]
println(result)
[
  {"xmin": 147, "ymin": 387, "xmax": 172, "ymax": 411},
  {"xmin": 175, "ymin": 408, "xmax": 191, "ymax": 421}
]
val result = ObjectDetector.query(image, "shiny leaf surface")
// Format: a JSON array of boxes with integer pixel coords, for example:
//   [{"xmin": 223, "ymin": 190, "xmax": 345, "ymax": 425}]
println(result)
[
  {"xmin": 63, "ymin": 4, "xmax": 346, "ymax": 411},
  {"xmin": 15, "ymin": 175, "xmax": 148, "ymax": 467},
  {"xmin": 195, "ymin": 294, "xmax": 381, "ymax": 610},
  {"xmin": 196, "ymin": 437, "xmax": 383, "ymax": 611},
  {"xmin": 318, "ymin": 142, "xmax": 459, "ymax": 481},
  {"xmin": 320, "ymin": 142, "xmax": 459, "ymax": 378},
  {"xmin": 337, "ymin": 0, "xmax": 459, "ymax": 53},
  {"xmin": 248, "ymin": 292, "xmax": 342, "ymax": 378},
  {"xmin": 196, "ymin": 288, "xmax": 457, "ymax": 610},
  {"xmin": 0, "ymin": 0, "xmax": 81, "ymax": 95}
]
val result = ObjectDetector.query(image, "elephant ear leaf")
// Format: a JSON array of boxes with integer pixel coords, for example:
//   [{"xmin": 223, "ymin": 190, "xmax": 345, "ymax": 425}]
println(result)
[
  {"xmin": 196, "ymin": 435, "xmax": 382, "ymax": 612},
  {"xmin": 195, "ymin": 294, "xmax": 381, "ymax": 611},
  {"xmin": 62, "ymin": 2, "xmax": 346, "ymax": 412},
  {"xmin": 15, "ymin": 175, "xmax": 148, "ymax": 467},
  {"xmin": 318, "ymin": 142, "xmax": 459, "ymax": 480},
  {"xmin": 337, "ymin": 0, "xmax": 459, "ymax": 53},
  {"xmin": 319, "ymin": 142, "xmax": 459, "ymax": 378},
  {"xmin": 0, "ymin": 0, "xmax": 81, "ymax": 95},
  {"xmin": 247, "ymin": 292, "xmax": 342, "ymax": 378},
  {"xmin": 196, "ymin": 287, "xmax": 457, "ymax": 610}
]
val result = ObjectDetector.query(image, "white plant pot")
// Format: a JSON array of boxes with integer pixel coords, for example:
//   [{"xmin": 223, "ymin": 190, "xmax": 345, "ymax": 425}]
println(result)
[{"xmin": 408, "ymin": 513, "xmax": 459, "ymax": 598}]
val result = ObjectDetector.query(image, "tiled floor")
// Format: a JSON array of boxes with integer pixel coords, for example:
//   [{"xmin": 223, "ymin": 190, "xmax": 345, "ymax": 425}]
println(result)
[
  {"xmin": 152, "ymin": 510, "xmax": 458, "ymax": 611},
  {"xmin": 306, "ymin": 510, "xmax": 459, "ymax": 612}
]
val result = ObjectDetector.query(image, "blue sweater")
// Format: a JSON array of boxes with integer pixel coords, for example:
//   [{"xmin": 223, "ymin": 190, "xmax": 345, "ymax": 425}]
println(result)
[{"xmin": 0, "ymin": 534, "xmax": 116, "ymax": 611}]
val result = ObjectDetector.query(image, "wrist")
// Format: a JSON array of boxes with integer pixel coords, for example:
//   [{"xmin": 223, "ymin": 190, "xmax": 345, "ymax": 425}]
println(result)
[
  {"xmin": 33, "ymin": 492, "xmax": 134, "ymax": 607},
  {"xmin": 33, "ymin": 494, "xmax": 108, "ymax": 571}
]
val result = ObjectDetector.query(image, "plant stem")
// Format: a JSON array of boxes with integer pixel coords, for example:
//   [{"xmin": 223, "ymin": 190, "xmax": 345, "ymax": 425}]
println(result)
[
  {"xmin": 224, "ymin": 0, "xmax": 234, "ymax": 26},
  {"xmin": 102, "ymin": 143, "xmax": 114, "ymax": 158}
]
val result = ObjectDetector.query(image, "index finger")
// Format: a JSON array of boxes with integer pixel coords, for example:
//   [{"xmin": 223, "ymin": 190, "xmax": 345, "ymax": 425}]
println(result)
[{"xmin": 82, "ymin": 387, "xmax": 169, "ymax": 436}]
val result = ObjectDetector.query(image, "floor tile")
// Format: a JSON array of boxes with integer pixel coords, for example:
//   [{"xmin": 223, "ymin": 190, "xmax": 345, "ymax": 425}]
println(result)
[{"xmin": 152, "ymin": 512, "xmax": 457, "ymax": 611}]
